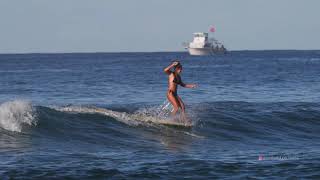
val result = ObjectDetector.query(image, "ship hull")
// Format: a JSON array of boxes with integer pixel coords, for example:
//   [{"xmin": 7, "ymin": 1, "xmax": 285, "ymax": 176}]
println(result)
[
  {"xmin": 188, "ymin": 47, "xmax": 227, "ymax": 56},
  {"xmin": 188, "ymin": 48, "xmax": 213, "ymax": 56}
]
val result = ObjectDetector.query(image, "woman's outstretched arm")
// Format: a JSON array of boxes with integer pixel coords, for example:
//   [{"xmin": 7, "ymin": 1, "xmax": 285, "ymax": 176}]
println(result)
[
  {"xmin": 164, "ymin": 61, "xmax": 179, "ymax": 75},
  {"xmin": 179, "ymin": 77, "xmax": 197, "ymax": 88},
  {"xmin": 180, "ymin": 82, "xmax": 197, "ymax": 88}
]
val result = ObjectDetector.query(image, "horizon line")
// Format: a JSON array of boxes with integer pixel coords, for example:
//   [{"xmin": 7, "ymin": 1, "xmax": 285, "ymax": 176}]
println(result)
[{"xmin": 0, "ymin": 49, "xmax": 320, "ymax": 55}]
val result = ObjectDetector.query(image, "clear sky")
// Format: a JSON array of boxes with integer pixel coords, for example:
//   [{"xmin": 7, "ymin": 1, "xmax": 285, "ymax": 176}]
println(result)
[{"xmin": 0, "ymin": 0, "xmax": 319, "ymax": 53}]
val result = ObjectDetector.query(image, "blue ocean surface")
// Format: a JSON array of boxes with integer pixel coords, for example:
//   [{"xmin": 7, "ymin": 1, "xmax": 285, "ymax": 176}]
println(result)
[{"xmin": 1, "ymin": 51, "xmax": 320, "ymax": 179}]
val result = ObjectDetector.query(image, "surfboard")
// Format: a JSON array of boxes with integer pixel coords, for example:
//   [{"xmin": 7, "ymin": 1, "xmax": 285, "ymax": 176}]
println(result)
[
  {"xmin": 131, "ymin": 114, "xmax": 193, "ymax": 128},
  {"xmin": 57, "ymin": 106, "xmax": 193, "ymax": 128}
]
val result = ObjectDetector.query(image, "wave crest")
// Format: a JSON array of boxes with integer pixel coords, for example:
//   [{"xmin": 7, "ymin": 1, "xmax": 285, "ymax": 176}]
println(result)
[{"xmin": 0, "ymin": 100, "xmax": 37, "ymax": 132}]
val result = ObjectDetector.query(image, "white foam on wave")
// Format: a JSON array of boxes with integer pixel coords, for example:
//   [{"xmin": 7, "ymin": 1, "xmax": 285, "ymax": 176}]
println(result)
[
  {"xmin": 135, "ymin": 100, "xmax": 173, "ymax": 119},
  {"xmin": 56, "ymin": 105, "xmax": 204, "ymax": 138},
  {"xmin": 56, "ymin": 106, "xmax": 141, "ymax": 126},
  {"xmin": 56, "ymin": 105, "xmax": 192, "ymax": 127},
  {"xmin": 0, "ymin": 100, "xmax": 37, "ymax": 132}
]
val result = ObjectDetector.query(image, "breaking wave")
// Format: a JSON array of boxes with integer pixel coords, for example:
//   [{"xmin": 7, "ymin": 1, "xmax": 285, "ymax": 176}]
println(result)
[
  {"xmin": 0, "ymin": 100, "xmax": 37, "ymax": 132},
  {"xmin": 1, "ymin": 100, "xmax": 320, "ymax": 145}
]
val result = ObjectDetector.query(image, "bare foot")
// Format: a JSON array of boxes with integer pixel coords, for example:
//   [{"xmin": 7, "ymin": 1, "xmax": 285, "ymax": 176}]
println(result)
[
  {"xmin": 179, "ymin": 114, "xmax": 192, "ymax": 125},
  {"xmin": 184, "ymin": 118, "xmax": 192, "ymax": 126}
]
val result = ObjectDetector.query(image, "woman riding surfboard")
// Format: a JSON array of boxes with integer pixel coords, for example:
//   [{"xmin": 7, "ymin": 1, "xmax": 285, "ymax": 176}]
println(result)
[{"xmin": 164, "ymin": 61, "xmax": 197, "ymax": 123}]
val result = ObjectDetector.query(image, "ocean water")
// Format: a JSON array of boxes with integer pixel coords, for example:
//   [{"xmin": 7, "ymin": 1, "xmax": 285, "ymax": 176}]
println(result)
[{"xmin": 1, "ymin": 51, "xmax": 320, "ymax": 179}]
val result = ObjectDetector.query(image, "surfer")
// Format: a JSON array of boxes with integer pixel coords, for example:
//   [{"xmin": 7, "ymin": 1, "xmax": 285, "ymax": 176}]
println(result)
[{"xmin": 164, "ymin": 61, "xmax": 197, "ymax": 122}]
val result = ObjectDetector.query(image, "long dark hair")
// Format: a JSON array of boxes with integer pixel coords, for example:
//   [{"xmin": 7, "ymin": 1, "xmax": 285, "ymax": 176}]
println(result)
[{"xmin": 173, "ymin": 61, "xmax": 182, "ymax": 71}]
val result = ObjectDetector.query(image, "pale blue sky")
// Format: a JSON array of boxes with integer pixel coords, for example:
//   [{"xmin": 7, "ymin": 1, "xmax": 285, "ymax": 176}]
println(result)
[{"xmin": 0, "ymin": 0, "xmax": 319, "ymax": 53}]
